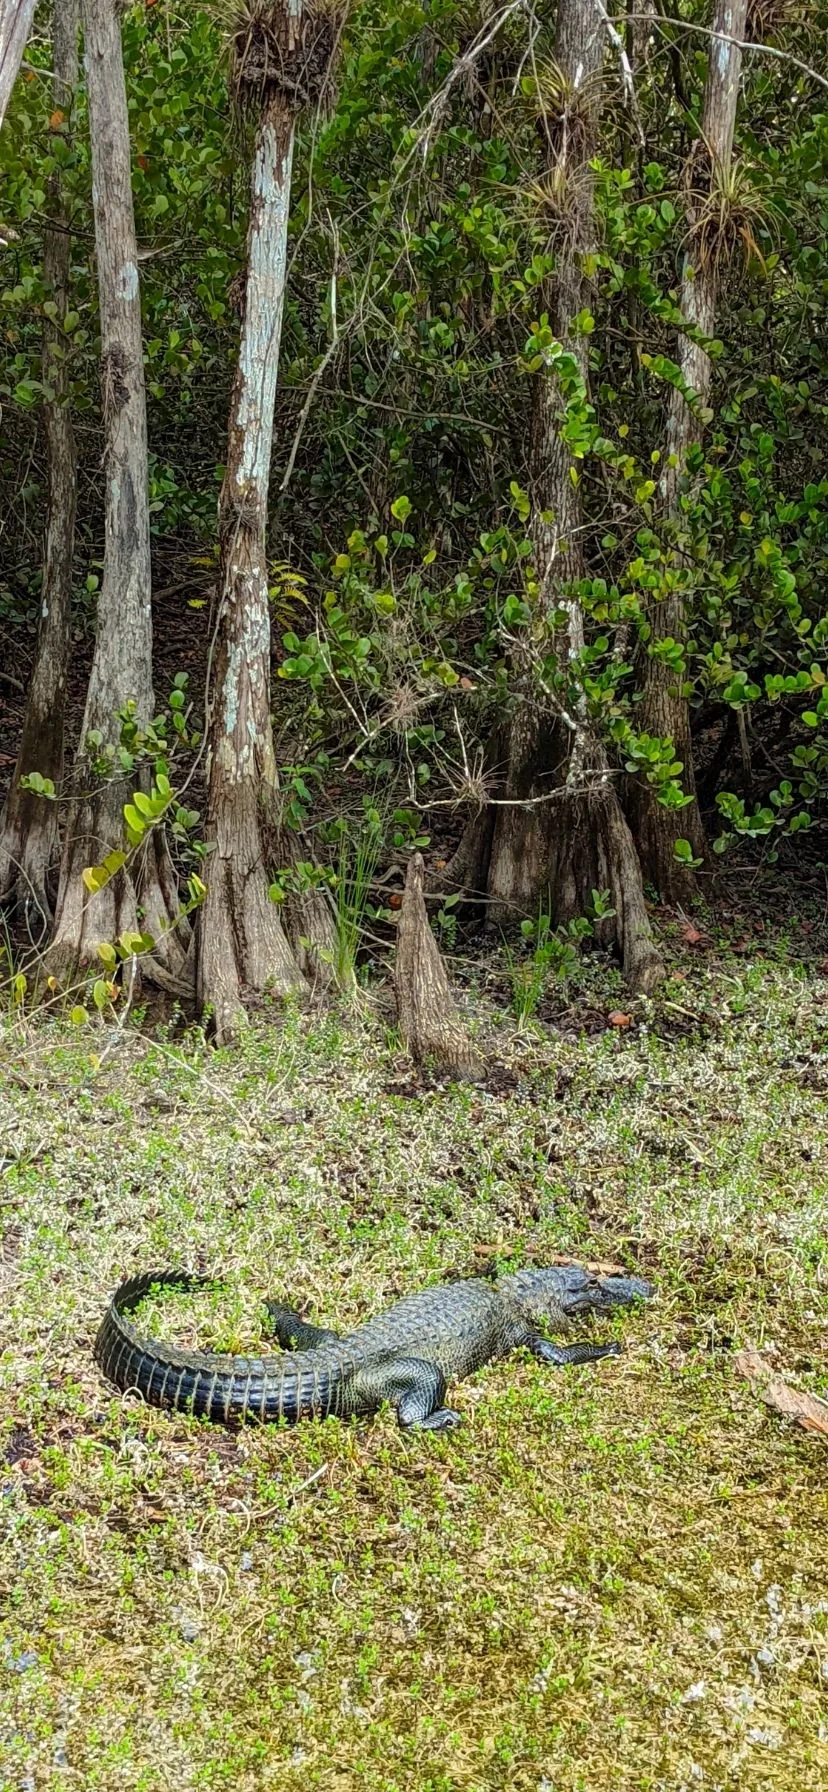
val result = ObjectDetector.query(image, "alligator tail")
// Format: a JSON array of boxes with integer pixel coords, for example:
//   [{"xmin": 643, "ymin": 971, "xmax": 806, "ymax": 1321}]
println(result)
[{"xmin": 94, "ymin": 1270, "xmax": 350, "ymax": 1424}]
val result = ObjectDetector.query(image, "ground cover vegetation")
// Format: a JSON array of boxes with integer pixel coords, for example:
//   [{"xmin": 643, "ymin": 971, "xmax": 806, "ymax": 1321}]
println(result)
[{"xmin": 1, "ymin": 923, "xmax": 828, "ymax": 1788}]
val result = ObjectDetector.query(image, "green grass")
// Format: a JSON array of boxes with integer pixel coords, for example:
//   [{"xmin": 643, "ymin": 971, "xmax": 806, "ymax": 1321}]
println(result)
[{"xmin": 1, "ymin": 939, "xmax": 827, "ymax": 1790}]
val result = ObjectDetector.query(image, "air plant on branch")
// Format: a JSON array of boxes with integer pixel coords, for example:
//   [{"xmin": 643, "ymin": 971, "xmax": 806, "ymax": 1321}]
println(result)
[
  {"xmin": 684, "ymin": 150, "xmax": 781, "ymax": 277},
  {"xmin": 518, "ymin": 57, "xmax": 606, "ymax": 233}
]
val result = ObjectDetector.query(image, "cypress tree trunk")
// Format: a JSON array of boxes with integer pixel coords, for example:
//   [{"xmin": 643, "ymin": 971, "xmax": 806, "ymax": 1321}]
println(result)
[
  {"xmin": 196, "ymin": 91, "xmax": 307, "ymax": 1040},
  {"xmin": 196, "ymin": 2, "xmax": 340, "ymax": 1042},
  {"xmin": 465, "ymin": 0, "xmax": 662, "ymax": 991},
  {"xmin": 47, "ymin": 0, "xmax": 184, "ymax": 983},
  {"xmin": 0, "ymin": 0, "xmax": 78, "ymax": 936},
  {"xmin": 0, "ymin": 0, "xmax": 37, "ymax": 133},
  {"xmin": 627, "ymin": 0, "xmax": 748, "ymax": 900}
]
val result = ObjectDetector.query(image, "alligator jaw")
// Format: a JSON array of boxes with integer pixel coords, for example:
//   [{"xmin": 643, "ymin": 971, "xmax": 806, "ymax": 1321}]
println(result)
[{"xmin": 499, "ymin": 1264, "xmax": 653, "ymax": 1321}]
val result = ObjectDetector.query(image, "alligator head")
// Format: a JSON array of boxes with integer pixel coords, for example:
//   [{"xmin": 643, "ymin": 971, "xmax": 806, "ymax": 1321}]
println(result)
[{"xmin": 499, "ymin": 1263, "xmax": 653, "ymax": 1326}]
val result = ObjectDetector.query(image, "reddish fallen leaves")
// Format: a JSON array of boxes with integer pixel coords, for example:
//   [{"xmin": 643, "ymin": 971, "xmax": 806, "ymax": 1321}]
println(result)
[
  {"xmin": 681, "ymin": 923, "xmax": 705, "ymax": 946},
  {"xmin": 735, "ymin": 1347, "xmax": 828, "ymax": 1439}
]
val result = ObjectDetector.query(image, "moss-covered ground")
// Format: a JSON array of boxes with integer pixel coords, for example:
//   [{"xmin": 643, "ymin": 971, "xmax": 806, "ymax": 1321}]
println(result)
[{"xmin": 1, "ymin": 929, "xmax": 827, "ymax": 1790}]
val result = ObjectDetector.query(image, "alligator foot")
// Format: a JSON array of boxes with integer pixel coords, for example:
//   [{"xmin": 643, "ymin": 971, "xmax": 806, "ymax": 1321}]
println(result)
[
  {"xmin": 530, "ymin": 1338, "xmax": 622, "ymax": 1368},
  {"xmin": 404, "ymin": 1407, "xmax": 463, "ymax": 1432}
]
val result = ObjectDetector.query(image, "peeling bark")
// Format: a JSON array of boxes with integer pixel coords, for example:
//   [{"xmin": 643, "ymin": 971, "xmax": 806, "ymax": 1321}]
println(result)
[
  {"xmin": 0, "ymin": 0, "xmax": 78, "ymax": 936},
  {"xmin": 394, "ymin": 854, "xmax": 486, "ymax": 1082},
  {"xmin": 47, "ymin": 0, "xmax": 184, "ymax": 985},
  {"xmin": 196, "ymin": 92, "xmax": 307, "ymax": 1042},
  {"xmin": 455, "ymin": 0, "xmax": 662, "ymax": 992},
  {"xmin": 628, "ymin": 0, "xmax": 748, "ymax": 900}
]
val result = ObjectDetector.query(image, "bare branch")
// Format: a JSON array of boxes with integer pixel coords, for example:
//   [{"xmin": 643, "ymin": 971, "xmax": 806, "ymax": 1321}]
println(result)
[
  {"xmin": 594, "ymin": 0, "xmax": 645, "ymax": 144},
  {"xmin": 414, "ymin": 0, "xmax": 532, "ymax": 161},
  {"xmin": 627, "ymin": 12, "xmax": 828, "ymax": 94}
]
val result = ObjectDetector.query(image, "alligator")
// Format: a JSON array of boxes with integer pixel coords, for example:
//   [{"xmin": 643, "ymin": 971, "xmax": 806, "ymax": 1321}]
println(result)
[{"xmin": 94, "ymin": 1262, "xmax": 652, "ymax": 1431}]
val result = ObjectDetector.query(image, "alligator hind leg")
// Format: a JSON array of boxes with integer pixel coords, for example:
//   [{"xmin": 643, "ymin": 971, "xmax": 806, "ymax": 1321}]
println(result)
[
  {"xmin": 360, "ymin": 1356, "xmax": 462, "ymax": 1432},
  {"xmin": 263, "ymin": 1300, "xmax": 341, "ymax": 1351},
  {"xmin": 529, "ymin": 1337, "xmax": 622, "ymax": 1368}
]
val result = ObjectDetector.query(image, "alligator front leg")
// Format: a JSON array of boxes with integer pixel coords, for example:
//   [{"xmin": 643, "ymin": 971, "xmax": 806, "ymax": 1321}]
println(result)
[
  {"xmin": 527, "ymin": 1337, "xmax": 622, "ymax": 1368},
  {"xmin": 356, "ymin": 1356, "xmax": 463, "ymax": 1432},
  {"xmin": 263, "ymin": 1300, "xmax": 342, "ymax": 1351}
]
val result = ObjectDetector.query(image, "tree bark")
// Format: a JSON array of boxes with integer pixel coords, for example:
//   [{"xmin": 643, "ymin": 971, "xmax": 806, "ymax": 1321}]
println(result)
[
  {"xmin": 465, "ymin": 0, "xmax": 662, "ymax": 991},
  {"xmin": 0, "ymin": 0, "xmax": 37, "ymax": 133},
  {"xmin": 627, "ymin": 0, "xmax": 748, "ymax": 901},
  {"xmin": 196, "ymin": 91, "xmax": 308, "ymax": 1042},
  {"xmin": 394, "ymin": 853, "xmax": 485, "ymax": 1082},
  {"xmin": 0, "ymin": 0, "xmax": 78, "ymax": 937},
  {"xmin": 47, "ymin": 0, "xmax": 183, "ymax": 983}
]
